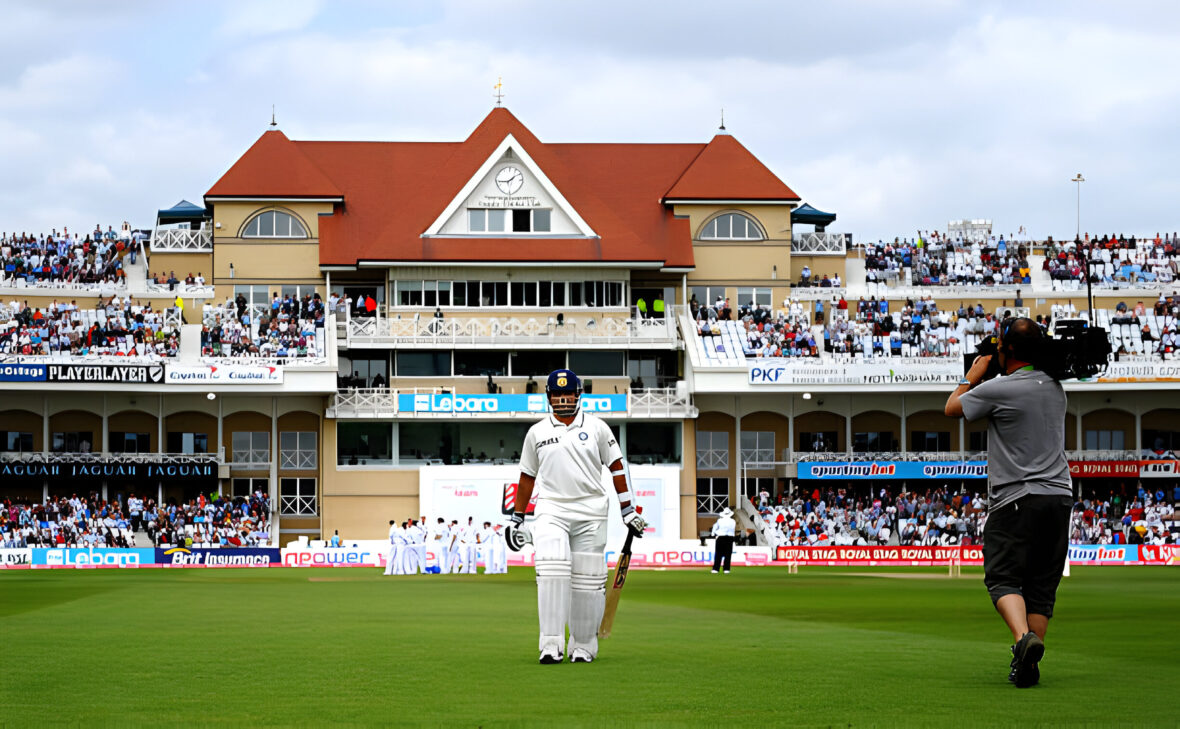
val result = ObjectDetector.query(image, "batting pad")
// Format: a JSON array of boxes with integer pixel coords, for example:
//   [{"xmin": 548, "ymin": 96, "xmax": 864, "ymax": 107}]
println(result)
[
  {"xmin": 568, "ymin": 552, "xmax": 607, "ymax": 658},
  {"xmin": 535, "ymin": 531, "xmax": 572, "ymax": 652}
]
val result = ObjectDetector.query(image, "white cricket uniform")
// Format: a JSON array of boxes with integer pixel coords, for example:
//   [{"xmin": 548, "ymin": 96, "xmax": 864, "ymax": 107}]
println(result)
[
  {"xmin": 460, "ymin": 522, "xmax": 478, "ymax": 574},
  {"xmin": 519, "ymin": 410, "xmax": 624, "ymax": 659},
  {"xmin": 447, "ymin": 526, "xmax": 463, "ymax": 574},
  {"xmin": 431, "ymin": 523, "xmax": 451, "ymax": 573},
  {"xmin": 407, "ymin": 523, "xmax": 428, "ymax": 574},
  {"xmin": 477, "ymin": 527, "xmax": 495, "ymax": 573},
  {"xmin": 383, "ymin": 524, "xmax": 401, "ymax": 576},
  {"xmin": 488, "ymin": 527, "xmax": 508, "ymax": 573}
]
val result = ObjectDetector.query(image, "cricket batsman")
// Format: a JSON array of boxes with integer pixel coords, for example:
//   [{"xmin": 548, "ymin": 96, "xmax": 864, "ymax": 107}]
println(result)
[{"xmin": 506, "ymin": 369, "xmax": 646, "ymax": 664}]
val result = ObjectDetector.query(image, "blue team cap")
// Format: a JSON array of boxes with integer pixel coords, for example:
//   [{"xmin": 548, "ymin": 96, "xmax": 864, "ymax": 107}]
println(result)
[{"xmin": 546, "ymin": 369, "xmax": 581, "ymax": 393}]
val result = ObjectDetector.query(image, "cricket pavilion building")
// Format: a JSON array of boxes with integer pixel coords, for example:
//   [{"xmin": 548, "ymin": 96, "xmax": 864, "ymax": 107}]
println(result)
[{"xmin": 190, "ymin": 105, "xmax": 825, "ymax": 544}]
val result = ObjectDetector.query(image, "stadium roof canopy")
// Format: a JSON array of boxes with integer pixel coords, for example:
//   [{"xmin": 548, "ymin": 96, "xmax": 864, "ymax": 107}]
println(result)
[
  {"xmin": 205, "ymin": 108, "xmax": 799, "ymax": 269},
  {"xmin": 791, "ymin": 203, "xmax": 836, "ymax": 227}
]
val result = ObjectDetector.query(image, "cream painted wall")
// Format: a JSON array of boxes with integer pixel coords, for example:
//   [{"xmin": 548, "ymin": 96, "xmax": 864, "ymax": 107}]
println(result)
[
  {"xmin": 212, "ymin": 202, "xmax": 332, "ymax": 240},
  {"xmin": 211, "ymin": 242, "xmax": 322, "ymax": 284},
  {"xmin": 147, "ymin": 253, "xmax": 215, "ymax": 280}
]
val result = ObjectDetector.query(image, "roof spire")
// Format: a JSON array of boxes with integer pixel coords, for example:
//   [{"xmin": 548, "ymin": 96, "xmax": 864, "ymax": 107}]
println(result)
[
  {"xmin": 719, "ymin": 107, "xmax": 726, "ymax": 131},
  {"xmin": 270, "ymin": 104, "xmax": 277, "ymax": 129},
  {"xmin": 494, "ymin": 77, "xmax": 505, "ymax": 107}
]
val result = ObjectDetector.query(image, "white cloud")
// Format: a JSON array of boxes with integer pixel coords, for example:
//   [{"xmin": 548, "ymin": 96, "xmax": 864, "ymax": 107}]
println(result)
[{"xmin": 218, "ymin": 0, "xmax": 324, "ymax": 38}]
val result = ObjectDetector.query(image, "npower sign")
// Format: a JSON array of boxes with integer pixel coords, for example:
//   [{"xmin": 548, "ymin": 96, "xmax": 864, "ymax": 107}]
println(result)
[{"xmin": 165, "ymin": 365, "xmax": 284, "ymax": 384}]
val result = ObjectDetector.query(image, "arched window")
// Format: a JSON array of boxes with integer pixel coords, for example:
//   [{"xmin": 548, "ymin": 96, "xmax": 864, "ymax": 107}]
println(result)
[
  {"xmin": 243, "ymin": 210, "xmax": 308, "ymax": 239},
  {"xmin": 700, "ymin": 212, "xmax": 764, "ymax": 241}
]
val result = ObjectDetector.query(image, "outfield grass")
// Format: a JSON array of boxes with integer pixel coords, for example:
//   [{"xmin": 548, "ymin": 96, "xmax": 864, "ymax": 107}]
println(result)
[{"xmin": 1, "ymin": 566, "xmax": 1177, "ymax": 727}]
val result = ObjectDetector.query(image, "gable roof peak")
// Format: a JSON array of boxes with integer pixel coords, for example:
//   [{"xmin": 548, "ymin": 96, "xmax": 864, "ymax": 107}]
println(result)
[{"xmin": 206, "ymin": 127, "xmax": 343, "ymax": 199}]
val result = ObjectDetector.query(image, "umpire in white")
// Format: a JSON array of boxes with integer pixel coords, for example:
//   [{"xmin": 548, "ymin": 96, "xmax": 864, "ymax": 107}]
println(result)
[
  {"xmin": 506, "ymin": 369, "xmax": 646, "ymax": 664},
  {"xmin": 711, "ymin": 507, "xmax": 736, "ymax": 573}
]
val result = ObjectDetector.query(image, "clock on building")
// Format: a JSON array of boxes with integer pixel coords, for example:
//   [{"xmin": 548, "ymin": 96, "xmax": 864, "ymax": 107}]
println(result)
[{"xmin": 495, "ymin": 166, "xmax": 524, "ymax": 195}]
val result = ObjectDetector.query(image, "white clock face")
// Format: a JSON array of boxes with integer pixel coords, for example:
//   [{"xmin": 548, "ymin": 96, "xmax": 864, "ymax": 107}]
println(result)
[{"xmin": 495, "ymin": 166, "xmax": 524, "ymax": 195}]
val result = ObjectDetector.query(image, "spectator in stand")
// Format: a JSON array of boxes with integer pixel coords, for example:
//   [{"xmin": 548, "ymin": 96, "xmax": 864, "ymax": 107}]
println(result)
[
  {"xmin": 202, "ymin": 293, "xmax": 325, "ymax": 358},
  {"xmin": 1, "ymin": 227, "xmax": 131, "ymax": 287},
  {"xmin": 0, "ymin": 296, "xmax": 178, "ymax": 358}
]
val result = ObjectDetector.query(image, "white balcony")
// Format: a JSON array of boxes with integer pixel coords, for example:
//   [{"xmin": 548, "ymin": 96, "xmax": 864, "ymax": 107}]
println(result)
[
  {"xmin": 150, "ymin": 229, "xmax": 213, "ymax": 253},
  {"xmin": 791, "ymin": 231, "xmax": 848, "ymax": 255},
  {"xmin": 343, "ymin": 310, "xmax": 680, "ymax": 350},
  {"xmin": 326, "ymin": 385, "xmax": 696, "ymax": 419},
  {"xmin": 0, "ymin": 450, "xmax": 223, "ymax": 465}
]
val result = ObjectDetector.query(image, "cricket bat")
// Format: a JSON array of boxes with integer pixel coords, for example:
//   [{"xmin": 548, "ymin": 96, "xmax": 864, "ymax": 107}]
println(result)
[{"xmin": 598, "ymin": 506, "xmax": 641, "ymax": 639}]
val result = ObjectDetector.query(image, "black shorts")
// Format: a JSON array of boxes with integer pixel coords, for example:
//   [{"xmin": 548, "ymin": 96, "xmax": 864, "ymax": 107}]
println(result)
[{"xmin": 983, "ymin": 493, "xmax": 1072, "ymax": 618}]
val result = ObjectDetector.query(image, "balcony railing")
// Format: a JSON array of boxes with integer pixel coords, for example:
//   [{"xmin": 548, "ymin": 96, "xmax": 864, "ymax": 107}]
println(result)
[
  {"xmin": 625, "ymin": 387, "xmax": 697, "ymax": 418},
  {"xmin": 280, "ymin": 495, "xmax": 317, "ymax": 516},
  {"xmin": 697, "ymin": 448, "xmax": 729, "ymax": 471},
  {"xmin": 788, "ymin": 450, "xmax": 988, "ymax": 463},
  {"xmin": 145, "ymin": 282, "xmax": 216, "ymax": 298},
  {"xmin": 150, "ymin": 229, "xmax": 213, "ymax": 253},
  {"xmin": 791, "ymin": 231, "xmax": 848, "ymax": 255},
  {"xmin": 344, "ymin": 310, "xmax": 679, "ymax": 348},
  {"xmin": 1066, "ymin": 450, "xmax": 1139, "ymax": 461}
]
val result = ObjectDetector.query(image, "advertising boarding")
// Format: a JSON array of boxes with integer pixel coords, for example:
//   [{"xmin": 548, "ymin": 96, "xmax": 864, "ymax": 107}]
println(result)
[
  {"xmin": 398, "ymin": 393, "xmax": 627, "ymax": 414},
  {"xmin": 156, "ymin": 547, "xmax": 280, "ymax": 566},
  {"xmin": 0, "ymin": 548, "xmax": 32, "ymax": 568},
  {"xmin": 799, "ymin": 461, "xmax": 988, "ymax": 480},
  {"xmin": 164, "ymin": 365, "xmax": 284, "ymax": 384},
  {"xmin": 417, "ymin": 464, "xmax": 680, "ymax": 549},
  {"xmin": 32, "ymin": 547, "xmax": 156, "ymax": 567},
  {"xmin": 749, "ymin": 360, "xmax": 962, "ymax": 386},
  {"xmin": 0, "ymin": 364, "xmax": 47, "ymax": 382}
]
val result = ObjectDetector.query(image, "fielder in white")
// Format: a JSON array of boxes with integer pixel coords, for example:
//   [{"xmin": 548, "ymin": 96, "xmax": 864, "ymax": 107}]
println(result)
[
  {"xmin": 383, "ymin": 520, "xmax": 403, "ymax": 576},
  {"xmin": 506, "ymin": 369, "xmax": 645, "ymax": 664},
  {"xmin": 446, "ymin": 520, "xmax": 464, "ymax": 574},
  {"xmin": 431, "ymin": 518, "xmax": 451, "ymax": 573},
  {"xmin": 460, "ymin": 517, "xmax": 478, "ymax": 574}
]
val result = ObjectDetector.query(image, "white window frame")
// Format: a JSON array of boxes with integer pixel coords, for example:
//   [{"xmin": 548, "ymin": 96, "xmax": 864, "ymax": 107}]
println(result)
[
  {"xmin": 280, "ymin": 431, "xmax": 317, "ymax": 470},
  {"xmin": 740, "ymin": 431, "xmax": 775, "ymax": 465},
  {"xmin": 243, "ymin": 210, "xmax": 308, "ymax": 239},
  {"xmin": 280, "ymin": 477, "xmax": 317, "ymax": 516},
  {"xmin": 700, "ymin": 212, "xmax": 765, "ymax": 241},
  {"xmin": 466, "ymin": 208, "xmax": 552, "ymax": 234},
  {"xmin": 696, "ymin": 431, "xmax": 729, "ymax": 470},
  {"xmin": 232, "ymin": 431, "xmax": 270, "ymax": 467},
  {"xmin": 737, "ymin": 287, "xmax": 773, "ymax": 308}
]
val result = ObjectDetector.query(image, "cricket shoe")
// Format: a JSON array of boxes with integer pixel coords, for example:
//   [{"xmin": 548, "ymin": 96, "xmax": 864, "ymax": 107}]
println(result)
[
  {"xmin": 1008, "ymin": 632, "xmax": 1044, "ymax": 688},
  {"xmin": 539, "ymin": 646, "xmax": 564, "ymax": 665},
  {"xmin": 569, "ymin": 649, "xmax": 594, "ymax": 664}
]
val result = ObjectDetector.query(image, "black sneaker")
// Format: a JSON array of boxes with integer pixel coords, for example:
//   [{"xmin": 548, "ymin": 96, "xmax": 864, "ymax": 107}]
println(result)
[{"xmin": 1010, "ymin": 632, "xmax": 1044, "ymax": 688}]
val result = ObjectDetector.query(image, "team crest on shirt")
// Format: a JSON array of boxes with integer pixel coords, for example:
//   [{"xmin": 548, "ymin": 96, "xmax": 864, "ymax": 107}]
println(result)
[{"xmin": 579, "ymin": 432, "xmax": 589, "ymax": 441}]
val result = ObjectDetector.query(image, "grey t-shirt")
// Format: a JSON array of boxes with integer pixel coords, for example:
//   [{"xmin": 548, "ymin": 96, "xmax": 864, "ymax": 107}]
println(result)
[{"xmin": 960, "ymin": 368, "xmax": 1071, "ymax": 510}]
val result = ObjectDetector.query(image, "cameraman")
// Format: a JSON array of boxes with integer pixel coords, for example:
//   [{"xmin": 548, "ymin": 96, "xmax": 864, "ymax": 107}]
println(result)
[{"xmin": 945, "ymin": 317, "xmax": 1072, "ymax": 689}]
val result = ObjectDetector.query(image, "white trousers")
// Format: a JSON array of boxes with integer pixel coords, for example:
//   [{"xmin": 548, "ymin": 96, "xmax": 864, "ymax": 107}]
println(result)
[
  {"xmin": 383, "ymin": 543, "xmax": 401, "ymax": 575},
  {"xmin": 462, "ymin": 543, "xmax": 477, "ymax": 573},
  {"xmin": 447, "ymin": 546, "xmax": 463, "ymax": 573},
  {"xmin": 532, "ymin": 513, "xmax": 607, "ymax": 658}
]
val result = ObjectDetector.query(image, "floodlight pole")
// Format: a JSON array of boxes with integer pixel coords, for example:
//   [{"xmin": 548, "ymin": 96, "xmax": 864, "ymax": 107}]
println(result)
[{"xmin": 1071, "ymin": 173, "xmax": 1085, "ymax": 240}]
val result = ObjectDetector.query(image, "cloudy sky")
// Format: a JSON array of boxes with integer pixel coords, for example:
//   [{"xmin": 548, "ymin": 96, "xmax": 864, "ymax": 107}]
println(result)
[{"xmin": 2, "ymin": 0, "xmax": 1177, "ymax": 241}]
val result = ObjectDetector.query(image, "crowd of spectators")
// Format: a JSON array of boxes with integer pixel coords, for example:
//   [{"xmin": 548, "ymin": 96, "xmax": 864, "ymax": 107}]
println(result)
[
  {"xmin": 1105, "ymin": 295, "xmax": 1180, "ymax": 359},
  {"xmin": 752, "ymin": 485, "xmax": 986, "ymax": 547},
  {"xmin": 863, "ymin": 231, "xmax": 1032, "ymax": 287},
  {"xmin": 0, "ymin": 491, "xmax": 271, "ymax": 549},
  {"xmin": 201, "ymin": 292, "xmax": 326, "ymax": 358},
  {"xmin": 1070, "ymin": 485, "xmax": 1177, "ymax": 545},
  {"xmin": 1048, "ymin": 233, "xmax": 1178, "ymax": 285},
  {"xmin": 1, "ymin": 225, "xmax": 141, "ymax": 288},
  {"xmin": 0, "ymin": 296, "xmax": 179, "ymax": 358}
]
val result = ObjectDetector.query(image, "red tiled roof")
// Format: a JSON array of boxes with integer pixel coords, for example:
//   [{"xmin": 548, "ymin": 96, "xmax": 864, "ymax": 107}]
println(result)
[
  {"xmin": 206, "ymin": 130, "xmax": 343, "ymax": 199},
  {"xmin": 664, "ymin": 133, "xmax": 799, "ymax": 201},
  {"xmin": 205, "ymin": 109, "xmax": 796, "ymax": 268}
]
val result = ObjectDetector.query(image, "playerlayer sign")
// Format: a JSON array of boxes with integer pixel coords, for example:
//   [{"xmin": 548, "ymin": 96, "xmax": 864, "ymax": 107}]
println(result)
[
  {"xmin": 165, "ymin": 365, "xmax": 284, "ymax": 384},
  {"xmin": 398, "ymin": 393, "xmax": 627, "ymax": 414},
  {"xmin": 799, "ymin": 461, "xmax": 988, "ymax": 480},
  {"xmin": 749, "ymin": 361, "xmax": 962, "ymax": 386},
  {"xmin": 46, "ymin": 364, "xmax": 164, "ymax": 383}
]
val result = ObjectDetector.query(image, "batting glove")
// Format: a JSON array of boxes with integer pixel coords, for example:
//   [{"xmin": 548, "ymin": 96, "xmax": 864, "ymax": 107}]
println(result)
[
  {"xmin": 620, "ymin": 504, "xmax": 646, "ymax": 538},
  {"xmin": 505, "ymin": 513, "xmax": 531, "ymax": 552}
]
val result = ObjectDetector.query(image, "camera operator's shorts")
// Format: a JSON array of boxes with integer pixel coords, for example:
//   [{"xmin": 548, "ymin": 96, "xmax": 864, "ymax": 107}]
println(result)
[{"xmin": 983, "ymin": 493, "xmax": 1073, "ymax": 618}]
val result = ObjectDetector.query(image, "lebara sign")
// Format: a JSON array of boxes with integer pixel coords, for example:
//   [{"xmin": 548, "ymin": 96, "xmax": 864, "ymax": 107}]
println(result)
[
  {"xmin": 799, "ymin": 461, "xmax": 988, "ymax": 480},
  {"xmin": 398, "ymin": 393, "xmax": 627, "ymax": 414},
  {"xmin": 32, "ymin": 548, "xmax": 156, "ymax": 567}
]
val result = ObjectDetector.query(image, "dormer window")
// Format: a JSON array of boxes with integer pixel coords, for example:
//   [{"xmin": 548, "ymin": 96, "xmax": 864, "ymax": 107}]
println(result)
[
  {"xmin": 700, "ymin": 212, "xmax": 764, "ymax": 241},
  {"xmin": 243, "ymin": 210, "xmax": 308, "ymax": 238}
]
